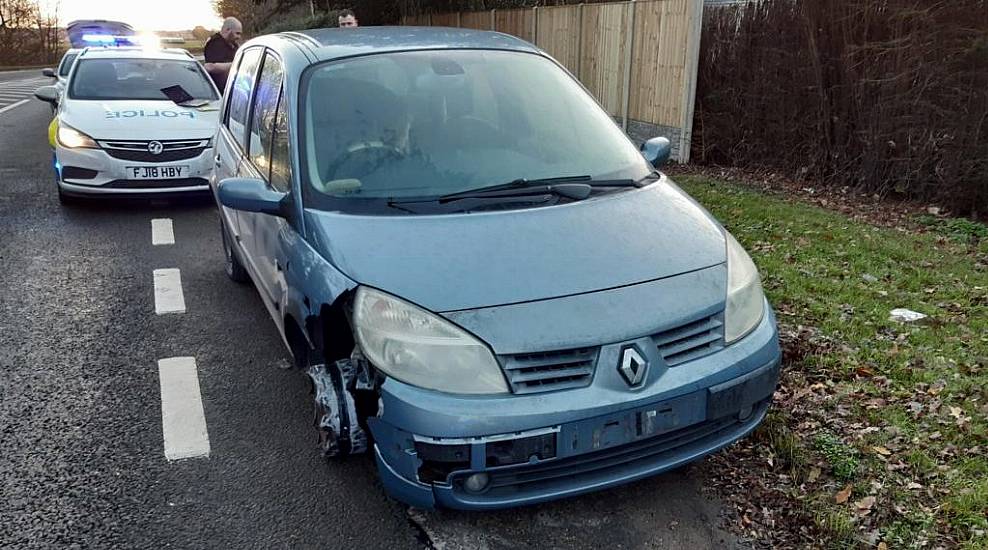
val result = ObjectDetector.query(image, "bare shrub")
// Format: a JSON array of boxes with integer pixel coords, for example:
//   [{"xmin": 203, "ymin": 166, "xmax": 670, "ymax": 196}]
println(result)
[{"xmin": 694, "ymin": 0, "xmax": 988, "ymax": 216}]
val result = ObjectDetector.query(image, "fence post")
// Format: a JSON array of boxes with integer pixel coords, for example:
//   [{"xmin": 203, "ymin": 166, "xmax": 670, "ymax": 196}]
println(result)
[
  {"xmin": 428, "ymin": 13, "xmax": 433, "ymax": 26},
  {"xmin": 621, "ymin": 0, "xmax": 637, "ymax": 131},
  {"xmin": 677, "ymin": 0, "xmax": 703, "ymax": 163},
  {"xmin": 457, "ymin": 11, "xmax": 462, "ymax": 27},
  {"xmin": 577, "ymin": 4, "xmax": 585, "ymax": 79},
  {"xmin": 532, "ymin": 6, "xmax": 539, "ymax": 44},
  {"xmin": 490, "ymin": 9, "xmax": 496, "ymax": 31}
]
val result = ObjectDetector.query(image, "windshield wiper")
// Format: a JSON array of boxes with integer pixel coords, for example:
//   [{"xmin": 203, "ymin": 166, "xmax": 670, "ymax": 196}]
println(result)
[
  {"xmin": 388, "ymin": 173, "xmax": 657, "ymax": 208},
  {"xmin": 438, "ymin": 182, "xmax": 592, "ymax": 203},
  {"xmin": 435, "ymin": 173, "xmax": 658, "ymax": 203},
  {"xmin": 436, "ymin": 175, "xmax": 594, "ymax": 202}
]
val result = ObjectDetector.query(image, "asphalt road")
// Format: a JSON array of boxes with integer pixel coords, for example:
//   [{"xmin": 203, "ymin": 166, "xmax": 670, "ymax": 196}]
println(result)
[
  {"xmin": 0, "ymin": 71, "xmax": 49, "ymax": 112},
  {"xmin": 0, "ymin": 92, "xmax": 742, "ymax": 549}
]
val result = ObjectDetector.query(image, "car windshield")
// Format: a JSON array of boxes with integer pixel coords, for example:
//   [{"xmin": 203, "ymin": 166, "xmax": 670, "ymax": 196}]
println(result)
[
  {"xmin": 301, "ymin": 50, "xmax": 651, "ymax": 207},
  {"xmin": 58, "ymin": 53, "xmax": 78, "ymax": 77},
  {"xmin": 69, "ymin": 58, "xmax": 217, "ymax": 101}
]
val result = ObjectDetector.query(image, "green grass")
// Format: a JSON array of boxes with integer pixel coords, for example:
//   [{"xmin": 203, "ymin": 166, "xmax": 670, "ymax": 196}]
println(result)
[
  {"xmin": 676, "ymin": 175, "xmax": 988, "ymax": 546},
  {"xmin": 813, "ymin": 432, "xmax": 861, "ymax": 482}
]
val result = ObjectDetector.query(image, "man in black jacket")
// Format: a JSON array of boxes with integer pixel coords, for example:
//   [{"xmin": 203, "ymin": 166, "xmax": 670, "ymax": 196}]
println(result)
[{"xmin": 203, "ymin": 17, "xmax": 242, "ymax": 92}]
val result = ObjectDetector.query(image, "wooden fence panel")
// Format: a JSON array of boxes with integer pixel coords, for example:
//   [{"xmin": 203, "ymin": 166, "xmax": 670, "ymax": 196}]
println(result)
[
  {"xmin": 401, "ymin": 0, "xmax": 699, "ymax": 160},
  {"xmin": 579, "ymin": 2, "xmax": 631, "ymax": 115},
  {"xmin": 628, "ymin": 0, "xmax": 689, "ymax": 128},
  {"xmin": 535, "ymin": 5, "xmax": 582, "ymax": 73},
  {"xmin": 494, "ymin": 8, "xmax": 535, "ymax": 42},
  {"xmin": 432, "ymin": 12, "xmax": 459, "ymax": 27},
  {"xmin": 460, "ymin": 11, "xmax": 490, "ymax": 30}
]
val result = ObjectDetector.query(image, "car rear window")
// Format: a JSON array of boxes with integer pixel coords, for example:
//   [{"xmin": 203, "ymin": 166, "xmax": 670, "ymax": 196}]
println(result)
[
  {"xmin": 58, "ymin": 53, "xmax": 78, "ymax": 77},
  {"xmin": 69, "ymin": 58, "xmax": 217, "ymax": 101}
]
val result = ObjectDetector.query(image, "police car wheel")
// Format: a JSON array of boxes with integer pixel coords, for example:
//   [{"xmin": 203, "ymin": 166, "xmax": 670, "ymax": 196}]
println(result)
[
  {"xmin": 220, "ymin": 220, "xmax": 250, "ymax": 283},
  {"xmin": 57, "ymin": 186, "xmax": 79, "ymax": 206}
]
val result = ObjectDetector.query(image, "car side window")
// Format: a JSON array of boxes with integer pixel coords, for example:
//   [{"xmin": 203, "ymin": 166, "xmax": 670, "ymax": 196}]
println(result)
[
  {"xmin": 269, "ymin": 93, "xmax": 293, "ymax": 193},
  {"xmin": 225, "ymin": 48, "xmax": 263, "ymax": 150},
  {"xmin": 246, "ymin": 52, "xmax": 283, "ymax": 179}
]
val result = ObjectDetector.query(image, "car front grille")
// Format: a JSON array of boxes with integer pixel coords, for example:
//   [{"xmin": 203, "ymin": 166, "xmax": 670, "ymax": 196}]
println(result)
[
  {"xmin": 500, "ymin": 347, "xmax": 599, "ymax": 395},
  {"xmin": 653, "ymin": 313, "xmax": 725, "ymax": 366},
  {"xmin": 98, "ymin": 139, "xmax": 209, "ymax": 163}
]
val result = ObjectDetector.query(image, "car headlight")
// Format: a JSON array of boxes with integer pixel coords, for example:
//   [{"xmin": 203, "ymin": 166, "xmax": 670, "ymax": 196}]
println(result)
[
  {"xmin": 725, "ymin": 231, "xmax": 765, "ymax": 343},
  {"xmin": 56, "ymin": 122, "xmax": 98, "ymax": 149},
  {"xmin": 352, "ymin": 287, "xmax": 509, "ymax": 394}
]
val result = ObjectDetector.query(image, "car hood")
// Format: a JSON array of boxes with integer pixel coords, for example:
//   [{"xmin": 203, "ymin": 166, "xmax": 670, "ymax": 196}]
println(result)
[
  {"xmin": 304, "ymin": 178, "xmax": 727, "ymax": 312},
  {"xmin": 60, "ymin": 99, "xmax": 220, "ymax": 140}
]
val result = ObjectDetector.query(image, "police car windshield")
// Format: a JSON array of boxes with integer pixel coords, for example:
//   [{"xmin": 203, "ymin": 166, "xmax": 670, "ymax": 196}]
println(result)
[{"xmin": 69, "ymin": 59, "xmax": 217, "ymax": 101}]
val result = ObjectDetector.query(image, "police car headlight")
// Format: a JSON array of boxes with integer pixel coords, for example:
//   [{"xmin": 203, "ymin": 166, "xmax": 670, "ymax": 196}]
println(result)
[
  {"xmin": 725, "ymin": 231, "xmax": 765, "ymax": 343},
  {"xmin": 353, "ymin": 287, "xmax": 509, "ymax": 395},
  {"xmin": 57, "ymin": 123, "xmax": 98, "ymax": 149}
]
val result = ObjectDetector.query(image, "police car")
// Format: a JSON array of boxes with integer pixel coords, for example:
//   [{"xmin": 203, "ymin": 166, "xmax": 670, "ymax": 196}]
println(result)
[
  {"xmin": 34, "ymin": 46, "xmax": 221, "ymax": 203},
  {"xmin": 42, "ymin": 48, "xmax": 81, "ymax": 101}
]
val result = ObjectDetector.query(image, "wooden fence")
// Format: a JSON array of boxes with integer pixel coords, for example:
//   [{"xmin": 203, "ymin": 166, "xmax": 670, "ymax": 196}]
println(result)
[{"xmin": 401, "ymin": 0, "xmax": 703, "ymax": 162}]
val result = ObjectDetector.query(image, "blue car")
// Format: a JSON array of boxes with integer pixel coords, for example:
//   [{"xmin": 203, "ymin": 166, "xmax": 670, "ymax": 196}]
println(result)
[{"xmin": 211, "ymin": 27, "xmax": 781, "ymax": 510}]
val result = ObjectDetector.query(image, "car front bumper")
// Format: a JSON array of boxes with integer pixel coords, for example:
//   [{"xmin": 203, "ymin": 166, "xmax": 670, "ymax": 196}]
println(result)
[
  {"xmin": 54, "ymin": 144, "xmax": 213, "ymax": 195},
  {"xmin": 367, "ymin": 303, "xmax": 781, "ymax": 510}
]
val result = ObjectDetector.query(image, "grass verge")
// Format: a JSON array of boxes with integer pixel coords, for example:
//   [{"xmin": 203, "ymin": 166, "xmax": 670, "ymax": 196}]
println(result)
[{"xmin": 677, "ymin": 175, "xmax": 988, "ymax": 548}]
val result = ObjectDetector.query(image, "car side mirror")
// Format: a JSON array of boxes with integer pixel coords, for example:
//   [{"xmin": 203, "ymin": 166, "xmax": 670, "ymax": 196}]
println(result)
[
  {"xmin": 42, "ymin": 68, "xmax": 56, "ymax": 78},
  {"xmin": 34, "ymin": 86, "xmax": 59, "ymax": 104},
  {"xmin": 218, "ymin": 177, "xmax": 288, "ymax": 217},
  {"xmin": 640, "ymin": 136, "xmax": 672, "ymax": 167}
]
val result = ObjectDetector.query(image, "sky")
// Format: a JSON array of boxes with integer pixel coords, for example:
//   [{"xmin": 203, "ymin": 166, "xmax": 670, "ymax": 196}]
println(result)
[{"xmin": 43, "ymin": 0, "xmax": 223, "ymax": 32}]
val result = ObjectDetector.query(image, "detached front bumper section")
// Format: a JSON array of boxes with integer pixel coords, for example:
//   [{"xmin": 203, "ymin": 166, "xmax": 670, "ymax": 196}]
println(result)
[{"xmin": 369, "ymin": 357, "xmax": 780, "ymax": 510}]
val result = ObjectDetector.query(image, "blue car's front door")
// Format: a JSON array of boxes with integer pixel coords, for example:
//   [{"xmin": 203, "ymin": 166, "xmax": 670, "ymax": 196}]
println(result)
[{"xmin": 240, "ymin": 50, "xmax": 292, "ymax": 329}]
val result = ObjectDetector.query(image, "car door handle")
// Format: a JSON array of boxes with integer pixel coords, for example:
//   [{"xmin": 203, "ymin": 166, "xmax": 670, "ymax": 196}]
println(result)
[
  {"xmin": 275, "ymin": 260, "xmax": 282, "ymax": 272},
  {"xmin": 214, "ymin": 154, "xmax": 222, "ymax": 167}
]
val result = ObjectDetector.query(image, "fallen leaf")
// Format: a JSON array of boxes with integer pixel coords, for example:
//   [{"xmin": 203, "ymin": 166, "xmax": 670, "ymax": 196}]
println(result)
[
  {"xmin": 949, "ymin": 406, "xmax": 963, "ymax": 419},
  {"xmin": 835, "ymin": 485, "xmax": 853, "ymax": 504},
  {"xmin": 855, "ymin": 495, "xmax": 877, "ymax": 515},
  {"xmin": 879, "ymin": 542, "xmax": 888, "ymax": 550},
  {"xmin": 906, "ymin": 482, "xmax": 924, "ymax": 490},
  {"xmin": 872, "ymin": 446, "xmax": 892, "ymax": 456}
]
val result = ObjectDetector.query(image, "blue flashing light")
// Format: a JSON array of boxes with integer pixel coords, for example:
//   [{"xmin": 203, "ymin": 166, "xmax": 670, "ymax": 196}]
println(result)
[{"xmin": 81, "ymin": 33, "xmax": 116, "ymax": 44}]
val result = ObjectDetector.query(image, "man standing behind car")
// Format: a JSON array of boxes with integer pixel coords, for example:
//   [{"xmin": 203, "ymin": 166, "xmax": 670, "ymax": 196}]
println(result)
[
  {"xmin": 338, "ymin": 9, "xmax": 358, "ymax": 28},
  {"xmin": 203, "ymin": 17, "xmax": 242, "ymax": 92}
]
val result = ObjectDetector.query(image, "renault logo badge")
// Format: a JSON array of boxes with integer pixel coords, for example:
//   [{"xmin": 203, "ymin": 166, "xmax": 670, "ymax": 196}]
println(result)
[
  {"xmin": 148, "ymin": 141, "xmax": 163, "ymax": 155},
  {"xmin": 619, "ymin": 346, "xmax": 649, "ymax": 387}
]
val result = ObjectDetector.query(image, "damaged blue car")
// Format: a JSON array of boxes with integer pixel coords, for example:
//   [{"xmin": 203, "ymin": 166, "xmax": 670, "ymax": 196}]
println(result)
[{"xmin": 211, "ymin": 27, "xmax": 781, "ymax": 510}]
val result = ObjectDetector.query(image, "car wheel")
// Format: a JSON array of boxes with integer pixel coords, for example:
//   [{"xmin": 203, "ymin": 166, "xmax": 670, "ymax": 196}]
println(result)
[
  {"xmin": 220, "ymin": 220, "xmax": 250, "ymax": 283},
  {"xmin": 57, "ymin": 186, "xmax": 79, "ymax": 206}
]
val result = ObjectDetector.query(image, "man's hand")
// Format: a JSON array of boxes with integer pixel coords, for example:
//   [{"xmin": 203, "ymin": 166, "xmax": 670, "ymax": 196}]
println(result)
[{"xmin": 204, "ymin": 62, "xmax": 233, "ymax": 73}]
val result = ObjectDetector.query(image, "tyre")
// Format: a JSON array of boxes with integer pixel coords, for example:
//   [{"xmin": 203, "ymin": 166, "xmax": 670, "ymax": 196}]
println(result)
[
  {"xmin": 57, "ymin": 185, "xmax": 79, "ymax": 206},
  {"xmin": 220, "ymin": 220, "xmax": 250, "ymax": 283}
]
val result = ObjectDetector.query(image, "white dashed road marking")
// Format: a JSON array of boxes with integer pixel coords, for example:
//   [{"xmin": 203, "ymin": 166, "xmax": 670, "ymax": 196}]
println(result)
[
  {"xmin": 0, "ymin": 99, "xmax": 29, "ymax": 116},
  {"xmin": 151, "ymin": 218, "xmax": 175, "ymax": 245},
  {"xmin": 158, "ymin": 357, "xmax": 211, "ymax": 460},
  {"xmin": 153, "ymin": 268, "xmax": 186, "ymax": 314},
  {"xmin": 0, "ymin": 77, "xmax": 47, "ymax": 110}
]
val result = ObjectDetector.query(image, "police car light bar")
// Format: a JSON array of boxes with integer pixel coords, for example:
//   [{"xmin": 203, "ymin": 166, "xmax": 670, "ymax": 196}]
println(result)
[{"xmin": 81, "ymin": 33, "xmax": 116, "ymax": 44}]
